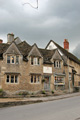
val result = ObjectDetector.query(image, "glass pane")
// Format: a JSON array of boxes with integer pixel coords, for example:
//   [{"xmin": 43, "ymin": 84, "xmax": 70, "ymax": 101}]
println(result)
[
  {"xmin": 16, "ymin": 56, "xmax": 19, "ymax": 64},
  {"xmin": 15, "ymin": 76, "xmax": 18, "ymax": 83},
  {"xmin": 38, "ymin": 58, "xmax": 40, "ymax": 65},
  {"xmin": 34, "ymin": 76, "xmax": 36, "ymax": 83},
  {"xmin": 12, "ymin": 56, "xmax": 14, "ymax": 63},
  {"xmin": 11, "ymin": 76, "xmax": 14, "ymax": 83},
  {"xmin": 31, "ymin": 57, "xmax": 33, "ymax": 65},
  {"xmin": 34, "ymin": 58, "xmax": 37, "ymax": 65},
  {"xmin": 7, "ymin": 56, "xmax": 10, "ymax": 63},
  {"xmin": 31, "ymin": 76, "xmax": 33, "ymax": 83},
  {"xmin": 6, "ymin": 75, "xmax": 9, "ymax": 83},
  {"xmin": 37, "ymin": 76, "xmax": 40, "ymax": 82}
]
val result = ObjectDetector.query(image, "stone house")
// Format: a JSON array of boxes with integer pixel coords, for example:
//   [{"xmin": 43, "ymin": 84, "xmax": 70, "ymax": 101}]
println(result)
[{"xmin": 0, "ymin": 33, "xmax": 80, "ymax": 94}]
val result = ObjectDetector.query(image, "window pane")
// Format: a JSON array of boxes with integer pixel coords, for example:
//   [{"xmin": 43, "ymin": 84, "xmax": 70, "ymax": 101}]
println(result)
[
  {"xmin": 6, "ymin": 75, "xmax": 9, "ymax": 83},
  {"xmin": 34, "ymin": 76, "xmax": 36, "ymax": 83},
  {"xmin": 34, "ymin": 58, "xmax": 37, "ymax": 65},
  {"xmin": 57, "ymin": 62, "xmax": 58, "ymax": 67},
  {"xmin": 59, "ymin": 61, "xmax": 61, "ymax": 68},
  {"xmin": 12, "ymin": 56, "xmax": 14, "ymax": 63},
  {"xmin": 31, "ymin": 57, "xmax": 33, "ymax": 65},
  {"xmin": 31, "ymin": 76, "xmax": 33, "ymax": 83},
  {"xmin": 37, "ymin": 76, "xmax": 40, "ymax": 82},
  {"xmin": 54, "ymin": 61, "xmax": 56, "ymax": 67},
  {"xmin": 15, "ymin": 76, "xmax": 18, "ymax": 83},
  {"xmin": 7, "ymin": 56, "xmax": 10, "ymax": 63},
  {"xmin": 38, "ymin": 58, "xmax": 40, "ymax": 65},
  {"xmin": 16, "ymin": 56, "xmax": 19, "ymax": 64},
  {"xmin": 11, "ymin": 76, "xmax": 14, "ymax": 83}
]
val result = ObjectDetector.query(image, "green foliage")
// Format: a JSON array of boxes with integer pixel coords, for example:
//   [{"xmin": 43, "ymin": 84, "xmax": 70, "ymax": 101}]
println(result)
[
  {"xmin": 51, "ymin": 90, "xmax": 54, "ymax": 94},
  {"xmin": 42, "ymin": 79, "xmax": 45, "ymax": 83},
  {"xmin": 18, "ymin": 91, "xmax": 29, "ymax": 96},
  {"xmin": 42, "ymin": 90, "xmax": 45, "ymax": 94},
  {"xmin": 0, "ymin": 89, "xmax": 3, "ymax": 93}
]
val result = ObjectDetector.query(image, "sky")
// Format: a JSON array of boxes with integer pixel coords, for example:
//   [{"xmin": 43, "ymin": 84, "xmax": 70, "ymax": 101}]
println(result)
[{"xmin": 0, "ymin": 0, "xmax": 80, "ymax": 58}]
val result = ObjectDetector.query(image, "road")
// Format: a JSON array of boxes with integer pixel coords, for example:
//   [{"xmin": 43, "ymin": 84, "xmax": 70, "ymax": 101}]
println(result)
[{"xmin": 0, "ymin": 96, "xmax": 80, "ymax": 120}]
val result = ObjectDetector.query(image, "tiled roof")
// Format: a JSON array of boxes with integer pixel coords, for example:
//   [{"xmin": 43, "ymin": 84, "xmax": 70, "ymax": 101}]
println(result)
[{"xmin": 52, "ymin": 40, "xmax": 80, "ymax": 64}]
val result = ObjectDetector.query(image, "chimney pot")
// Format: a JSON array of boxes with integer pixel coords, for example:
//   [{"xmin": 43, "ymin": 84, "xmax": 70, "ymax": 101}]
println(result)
[
  {"xmin": 63, "ymin": 39, "xmax": 69, "ymax": 51},
  {"xmin": 7, "ymin": 33, "xmax": 14, "ymax": 44}
]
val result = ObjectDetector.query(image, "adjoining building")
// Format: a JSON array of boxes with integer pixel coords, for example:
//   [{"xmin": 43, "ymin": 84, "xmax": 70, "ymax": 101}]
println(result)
[{"xmin": 0, "ymin": 33, "xmax": 80, "ymax": 94}]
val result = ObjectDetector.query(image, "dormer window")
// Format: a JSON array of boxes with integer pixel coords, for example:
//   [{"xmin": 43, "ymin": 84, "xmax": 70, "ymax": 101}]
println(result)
[
  {"xmin": 31, "ymin": 57, "xmax": 40, "ymax": 65},
  {"xmin": 7, "ymin": 55, "xmax": 19, "ymax": 64},
  {"xmin": 54, "ymin": 60, "xmax": 61, "ymax": 68}
]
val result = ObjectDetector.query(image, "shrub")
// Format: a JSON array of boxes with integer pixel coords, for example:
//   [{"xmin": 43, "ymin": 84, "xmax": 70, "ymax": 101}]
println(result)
[
  {"xmin": 0, "ymin": 89, "xmax": 3, "ymax": 97},
  {"xmin": 18, "ymin": 91, "xmax": 29, "ymax": 96},
  {"xmin": 52, "ymin": 90, "xmax": 54, "ymax": 94},
  {"xmin": 42, "ymin": 90, "xmax": 45, "ymax": 94},
  {"xmin": 42, "ymin": 79, "xmax": 45, "ymax": 83},
  {"xmin": 0, "ymin": 89, "xmax": 3, "ymax": 93}
]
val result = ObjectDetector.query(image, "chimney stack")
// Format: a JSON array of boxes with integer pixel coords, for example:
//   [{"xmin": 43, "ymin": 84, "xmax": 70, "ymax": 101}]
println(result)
[
  {"xmin": 63, "ymin": 39, "xmax": 69, "ymax": 51},
  {"xmin": 7, "ymin": 33, "xmax": 14, "ymax": 44},
  {"xmin": 0, "ymin": 39, "xmax": 3, "ymax": 44}
]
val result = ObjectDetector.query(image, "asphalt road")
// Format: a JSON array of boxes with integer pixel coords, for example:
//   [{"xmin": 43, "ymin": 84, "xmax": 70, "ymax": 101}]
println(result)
[{"xmin": 0, "ymin": 96, "xmax": 80, "ymax": 120}]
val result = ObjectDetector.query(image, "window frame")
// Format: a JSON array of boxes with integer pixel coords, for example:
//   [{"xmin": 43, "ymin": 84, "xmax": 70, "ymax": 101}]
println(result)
[
  {"xmin": 54, "ymin": 60, "xmax": 61, "ymax": 68},
  {"xmin": 6, "ymin": 75, "xmax": 19, "ymax": 84},
  {"xmin": 54, "ymin": 75, "xmax": 65, "ymax": 85},
  {"xmin": 30, "ymin": 75, "xmax": 40, "ymax": 84}
]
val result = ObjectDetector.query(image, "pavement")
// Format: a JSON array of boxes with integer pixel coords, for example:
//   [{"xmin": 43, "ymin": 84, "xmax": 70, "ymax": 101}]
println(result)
[{"xmin": 0, "ymin": 92, "xmax": 80, "ymax": 108}]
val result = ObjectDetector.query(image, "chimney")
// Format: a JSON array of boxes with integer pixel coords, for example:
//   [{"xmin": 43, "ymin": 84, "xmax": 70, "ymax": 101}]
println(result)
[
  {"xmin": 63, "ymin": 39, "xmax": 69, "ymax": 51},
  {"xmin": 7, "ymin": 33, "xmax": 14, "ymax": 44},
  {"xmin": 0, "ymin": 39, "xmax": 3, "ymax": 44}
]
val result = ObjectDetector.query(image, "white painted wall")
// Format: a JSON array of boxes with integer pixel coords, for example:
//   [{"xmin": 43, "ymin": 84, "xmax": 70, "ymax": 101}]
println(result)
[
  {"xmin": 43, "ymin": 66, "xmax": 52, "ymax": 73},
  {"xmin": 47, "ymin": 42, "xmax": 57, "ymax": 50}
]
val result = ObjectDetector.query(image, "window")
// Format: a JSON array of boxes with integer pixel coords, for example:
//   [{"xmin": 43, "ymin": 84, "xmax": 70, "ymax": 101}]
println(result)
[
  {"xmin": 31, "ymin": 75, "xmax": 40, "ymax": 83},
  {"xmin": 11, "ymin": 56, "xmax": 14, "ymax": 63},
  {"xmin": 54, "ymin": 60, "xmax": 61, "ymax": 68},
  {"xmin": 6, "ymin": 75, "xmax": 9, "ymax": 83},
  {"xmin": 31, "ymin": 57, "xmax": 33, "ymax": 65},
  {"xmin": 54, "ymin": 76, "xmax": 65, "ymax": 85},
  {"xmin": 38, "ymin": 58, "xmax": 40, "ymax": 65},
  {"xmin": 37, "ymin": 76, "xmax": 40, "ymax": 83},
  {"xmin": 31, "ymin": 75, "xmax": 33, "ymax": 83},
  {"xmin": 7, "ymin": 55, "xmax": 19, "ymax": 64},
  {"xmin": 34, "ymin": 76, "xmax": 36, "ymax": 83},
  {"xmin": 11, "ymin": 76, "xmax": 14, "ymax": 83},
  {"xmin": 34, "ymin": 58, "xmax": 37, "ymax": 65},
  {"xmin": 16, "ymin": 56, "xmax": 19, "ymax": 64},
  {"xmin": 7, "ymin": 56, "xmax": 10, "ymax": 63},
  {"xmin": 15, "ymin": 76, "xmax": 18, "ymax": 83},
  {"xmin": 6, "ymin": 75, "xmax": 18, "ymax": 84},
  {"xmin": 31, "ymin": 57, "xmax": 40, "ymax": 65}
]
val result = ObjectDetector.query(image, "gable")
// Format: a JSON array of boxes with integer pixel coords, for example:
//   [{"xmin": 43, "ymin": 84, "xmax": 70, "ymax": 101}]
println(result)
[
  {"xmin": 28, "ymin": 45, "xmax": 42, "ymax": 57},
  {"xmin": 4, "ymin": 42, "xmax": 21, "ymax": 55},
  {"xmin": 52, "ymin": 50, "xmax": 62, "ymax": 60},
  {"xmin": 46, "ymin": 41, "xmax": 57, "ymax": 50}
]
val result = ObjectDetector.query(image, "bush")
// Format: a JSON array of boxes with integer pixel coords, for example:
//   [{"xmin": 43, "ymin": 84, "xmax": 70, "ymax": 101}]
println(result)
[
  {"xmin": 42, "ymin": 79, "xmax": 45, "ymax": 83},
  {"xmin": 18, "ymin": 91, "xmax": 29, "ymax": 96},
  {"xmin": 42, "ymin": 90, "xmax": 45, "ymax": 94},
  {"xmin": 0, "ymin": 89, "xmax": 3, "ymax": 93},
  {"xmin": 52, "ymin": 90, "xmax": 54, "ymax": 94},
  {"xmin": 0, "ymin": 89, "xmax": 3, "ymax": 97}
]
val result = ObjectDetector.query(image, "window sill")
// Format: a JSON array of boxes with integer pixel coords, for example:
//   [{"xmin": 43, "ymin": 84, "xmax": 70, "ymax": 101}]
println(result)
[
  {"xmin": 54, "ymin": 83, "xmax": 65, "ymax": 85},
  {"xmin": 30, "ymin": 82, "xmax": 40, "ymax": 84}
]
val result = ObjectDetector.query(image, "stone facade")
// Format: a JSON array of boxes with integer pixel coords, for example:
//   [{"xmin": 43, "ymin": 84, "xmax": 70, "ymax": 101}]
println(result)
[{"xmin": 0, "ymin": 34, "xmax": 80, "ymax": 94}]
